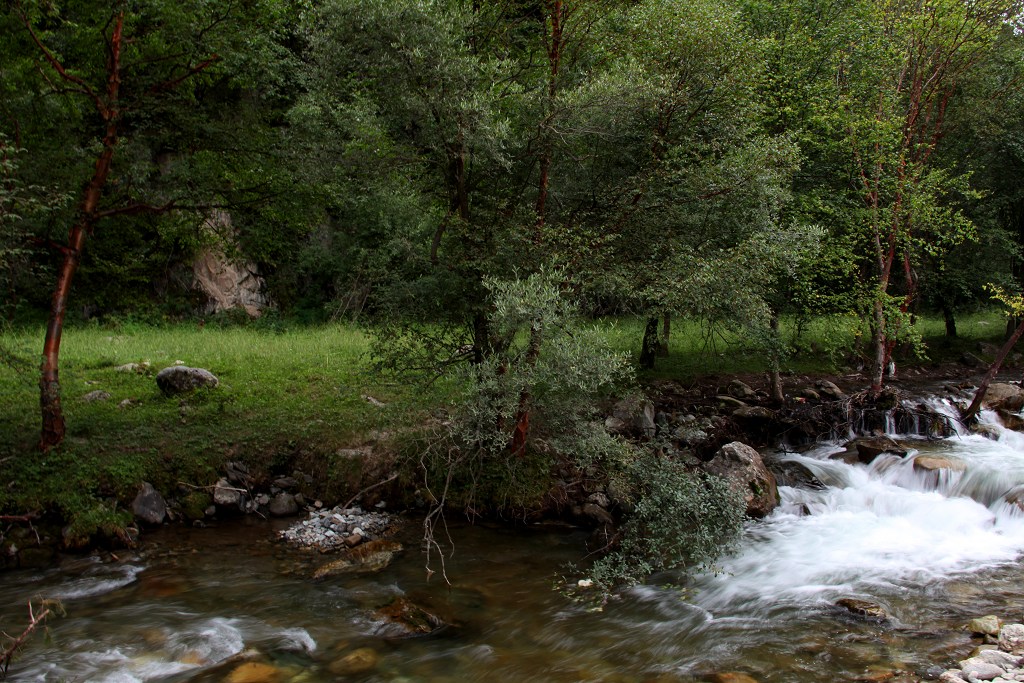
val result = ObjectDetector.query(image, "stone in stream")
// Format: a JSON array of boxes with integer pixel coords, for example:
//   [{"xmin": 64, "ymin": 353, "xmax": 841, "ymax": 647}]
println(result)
[
  {"xmin": 967, "ymin": 615, "xmax": 1003, "ymax": 637},
  {"xmin": 328, "ymin": 647, "xmax": 380, "ymax": 676},
  {"xmin": 703, "ymin": 442, "xmax": 779, "ymax": 519},
  {"xmin": 999, "ymin": 623, "xmax": 1024, "ymax": 654},
  {"xmin": 958, "ymin": 656, "xmax": 1007, "ymax": 680},
  {"xmin": 982, "ymin": 383, "xmax": 1024, "ymax": 412},
  {"xmin": 213, "ymin": 477, "xmax": 242, "ymax": 508},
  {"xmin": 225, "ymin": 662, "xmax": 286, "ymax": 683},
  {"xmin": 373, "ymin": 597, "xmax": 447, "ymax": 638},
  {"xmin": 707, "ymin": 673, "xmax": 760, "ymax": 683},
  {"xmin": 836, "ymin": 598, "xmax": 888, "ymax": 620},
  {"xmin": 913, "ymin": 455, "xmax": 967, "ymax": 474},
  {"xmin": 312, "ymin": 539, "xmax": 403, "ymax": 579},
  {"xmin": 846, "ymin": 436, "xmax": 908, "ymax": 465},
  {"xmin": 268, "ymin": 492, "xmax": 298, "ymax": 517},
  {"xmin": 131, "ymin": 482, "xmax": 167, "ymax": 525}
]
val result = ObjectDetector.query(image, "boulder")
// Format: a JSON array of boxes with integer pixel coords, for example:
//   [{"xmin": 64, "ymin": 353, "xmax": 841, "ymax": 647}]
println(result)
[
  {"xmin": 131, "ymin": 482, "xmax": 167, "ymax": 525},
  {"xmin": 957, "ymin": 656, "xmax": 1006, "ymax": 680},
  {"xmin": 704, "ymin": 442, "xmax": 779, "ymax": 518},
  {"xmin": 268, "ymin": 493, "xmax": 299, "ymax": 517},
  {"xmin": 967, "ymin": 615, "xmax": 1003, "ymax": 637},
  {"xmin": 913, "ymin": 455, "xmax": 966, "ymax": 474},
  {"xmin": 213, "ymin": 477, "xmax": 242, "ymax": 508},
  {"xmin": 611, "ymin": 397, "xmax": 656, "ymax": 438},
  {"xmin": 836, "ymin": 598, "xmax": 888, "ymax": 620},
  {"xmin": 728, "ymin": 379, "xmax": 757, "ymax": 399},
  {"xmin": 970, "ymin": 649, "xmax": 1021, "ymax": 668},
  {"xmin": 582, "ymin": 503, "xmax": 613, "ymax": 526},
  {"xmin": 312, "ymin": 539, "xmax": 403, "ymax": 579},
  {"xmin": 982, "ymin": 383, "xmax": 1024, "ymax": 412},
  {"xmin": 999, "ymin": 623, "xmax": 1024, "ymax": 654},
  {"xmin": 156, "ymin": 366, "xmax": 218, "ymax": 396},
  {"xmin": 815, "ymin": 380, "xmax": 846, "ymax": 400}
]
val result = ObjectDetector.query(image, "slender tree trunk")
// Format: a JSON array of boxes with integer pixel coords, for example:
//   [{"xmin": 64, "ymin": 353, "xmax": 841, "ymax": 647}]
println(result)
[
  {"xmin": 509, "ymin": 324, "xmax": 543, "ymax": 457},
  {"xmin": 769, "ymin": 314, "xmax": 785, "ymax": 404},
  {"xmin": 869, "ymin": 299, "xmax": 886, "ymax": 393},
  {"xmin": 943, "ymin": 304, "xmax": 957, "ymax": 338},
  {"xmin": 639, "ymin": 317, "xmax": 660, "ymax": 370},
  {"xmin": 657, "ymin": 312, "xmax": 671, "ymax": 357},
  {"xmin": 962, "ymin": 317, "xmax": 1024, "ymax": 423}
]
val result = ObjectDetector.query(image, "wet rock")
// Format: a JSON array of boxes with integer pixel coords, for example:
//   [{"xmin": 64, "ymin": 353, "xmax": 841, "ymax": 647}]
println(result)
[
  {"xmin": 312, "ymin": 539, "xmax": 403, "ymax": 579},
  {"xmin": 708, "ymin": 674, "xmax": 760, "ymax": 683},
  {"xmin": 970, "ymin": 649, "xmax": 1021, "ymax": 668},
  {"xmin": 982, "ymin": 383, "xmax": 1024, "ymax": 412},
  {"xmin": 958, "ymin": 656, "xmax": 1005, "ymax": 680},
  {"xmin": 836, "ymin": 598, "xmax": 888, "ymax": 620},
  {"xmin": 913, "ymin": 455, "xmax": 967, "ymax": 474},
  {"xmin": 968, "ymin": 616, "xmax": 1003, "ymax": 637},
  {"xmin": 829, "ymin": 449, "xmax": 862, "ymax": 466},
  {"xmin": 704, "ymin": 442, "xmax": 779, "ymax": 518},
  {"xmin": 582, "ymin": 503, "xmax": 614, "ymax": 526},
  {"xmin": 155, "ymin": 366, "xmax": 218, "ymax": 396},
  {"xmin": 131, "ymin": 482, "xmax": 167, "ymax": 525},
  {"xmin": 999, "ymin": 623, "xmax": 1024, "ymax": 654},
  {"xmin": 82, "ymin": 390, "xmax": 111, "ymax": 402},
  {"xmin": 373, "ymin": 597, "xmax": 447, "ymax": 637},
  {"xmin": 328, "ymin": 647, "xmax": 380, "ymax": 676},
  {"xmin": 268, "ymin": 493, "xmax": 299, "ymax": 517},
  {"xmin": 728, "ymin": 379, "xmax": 757, "ymax": 399},
  {"xmin": 225, "ymin": 662, "xmax": 285, "ymax": 683},
  {"xmin": 847, "ymin": 436, "xmax": 908, "ymax": 465},
  {"xmin": 766, "ymin": 457, "xmax": 825, "ymax": 489},
  {"xmin": 213, "ymin": 477, "xmax": 242, "ymax": 508}
]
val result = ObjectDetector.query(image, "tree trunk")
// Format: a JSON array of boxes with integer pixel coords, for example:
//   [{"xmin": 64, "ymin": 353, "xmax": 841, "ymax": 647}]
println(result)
[
  {"xmin": 509, "ymin": 325, "xmax": 543, "ymax": 456},
  {"xmin": 657, "ymin": 312, "xmax": 671, "ymax": 357},
  {"xmin": 769, "ymin": 314, "xmax": 785, "ymax": 404},
  {"xmin": 869, "ymin": 300, "xmax": 886, "ymax": 393},
  {"xmin": 943, "ymin": 304, "xmax": 957, "ymax": 338},
  {"xmin": 961, "ymin": 317, "xmax": 1024, "ymax": 423},
  {"xmin": 639, "ymin": 317, "xmax": 660, "ymax": 370}
]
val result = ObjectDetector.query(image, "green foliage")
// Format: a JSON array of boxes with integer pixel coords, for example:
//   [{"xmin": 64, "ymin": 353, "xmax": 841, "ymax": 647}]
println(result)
[{"xmin": 586, "ymin": 451, "xmax": 745, "ymax": 589}]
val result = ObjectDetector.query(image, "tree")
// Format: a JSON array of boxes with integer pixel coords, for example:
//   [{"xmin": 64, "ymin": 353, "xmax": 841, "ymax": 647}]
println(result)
[
  {"xmin": 833, "ymin": 0, "xmax": 1021, "ymax": 391},
  {"xmin": 8, "ymin": 1, "xmax": 253, "ymax": 449}
]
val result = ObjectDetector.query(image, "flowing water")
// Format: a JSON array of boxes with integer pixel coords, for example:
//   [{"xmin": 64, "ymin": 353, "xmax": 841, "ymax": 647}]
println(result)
[{"xmin": 5, "ymin": 404, "xmax": 1024, "ymax": 682}]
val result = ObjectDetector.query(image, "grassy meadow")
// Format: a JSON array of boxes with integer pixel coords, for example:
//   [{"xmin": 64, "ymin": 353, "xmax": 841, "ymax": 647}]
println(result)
[{"xmin": 0, "ymin": 309, "xmax": 1011, "ymax": 539}]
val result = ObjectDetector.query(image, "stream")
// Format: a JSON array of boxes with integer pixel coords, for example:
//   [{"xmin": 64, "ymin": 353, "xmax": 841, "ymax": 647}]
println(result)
[{"xmin": 4, "ymin": 403, "xmax": 1024, "ymax": 682}]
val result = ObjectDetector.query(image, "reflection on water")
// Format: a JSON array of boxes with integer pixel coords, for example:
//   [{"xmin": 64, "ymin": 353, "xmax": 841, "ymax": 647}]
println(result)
[{"xmin": 4, "ymin": 406, "xmax": 1024, "ymax": 682}]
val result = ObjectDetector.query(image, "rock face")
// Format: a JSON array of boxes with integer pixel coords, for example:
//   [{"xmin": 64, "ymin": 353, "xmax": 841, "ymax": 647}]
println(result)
[
  {"xmin": 131, "ymin": 482, "xmax": 167, "ymax": 525},
  {"xmin": 704, "ymin": 442, "xmax": 779, "ymax": 518},
  {"xmin": 190, "ymin": 211, "xmax": 271, "ymax": 317},
  {"xmin": 982, "ymin": 382, "xmax": 1024, "ymax": 412},
  {"xmin": 156, "ymin": 366, "xmax": 219, "ymax": 396}
]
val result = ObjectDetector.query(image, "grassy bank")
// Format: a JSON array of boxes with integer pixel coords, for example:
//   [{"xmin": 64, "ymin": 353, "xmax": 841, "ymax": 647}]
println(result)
[{"xmin": 0, "ymin": 310, "xmax": 1010, "ymax": 543}]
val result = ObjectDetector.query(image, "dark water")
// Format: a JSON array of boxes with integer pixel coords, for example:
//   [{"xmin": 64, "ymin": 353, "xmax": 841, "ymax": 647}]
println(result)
[{"xmin": 5, "ymin": 403, "xmax": 1024, "ymax": 682}]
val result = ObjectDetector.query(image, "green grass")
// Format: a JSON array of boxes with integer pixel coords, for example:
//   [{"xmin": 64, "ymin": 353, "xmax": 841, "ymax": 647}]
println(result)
[{"xmin": 0, "ymin": 309, "xmax": 1010, "ymax": 541}]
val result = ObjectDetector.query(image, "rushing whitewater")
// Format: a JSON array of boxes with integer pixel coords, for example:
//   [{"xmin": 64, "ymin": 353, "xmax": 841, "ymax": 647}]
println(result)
[{"xmin": 5, "ymin": 402, "xmax": 1024, "ymax": 682}]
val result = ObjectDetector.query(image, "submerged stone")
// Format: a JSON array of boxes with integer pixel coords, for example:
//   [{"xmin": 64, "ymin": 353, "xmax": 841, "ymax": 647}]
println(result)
[
  {"xmin": 373, "ymin": 597, "xmax": 447, "ymax": 638},
  {"xmin": 836, "ymin": 598, "xmax": 888, "ymax": 620},
  {"xmin": 312, "ymin": 539, "xmax": 403, "ymax": 579}
]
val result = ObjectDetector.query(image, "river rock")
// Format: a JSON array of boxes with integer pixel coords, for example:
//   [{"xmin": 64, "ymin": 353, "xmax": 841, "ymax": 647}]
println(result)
[
  {"xmin": 611, "ymin": 397, "xmax": 656, "ymax": 438},
  {"xmin": 708, "ymin": 673, "xmax": 760, "ymax": 683},
  {"xmin": 999, "ymin": 623, "xmax": 1024, "ymax": 653},
  {"xmin": 268, "ymin": 493, "xmax": 299, "ymax": 517},
  {"xmin": 847, "ymin": 436, "xmax": 908, "ymax": 465},
  {"xmin": 312, "ymin": 539, "xmax": 403, "ymax": 579},
  {"xmin": 131, "ymin": 482, "xmax": 167, "ymax": 525},
  {"xmin": 156, "ymin": 366, "xmax": 218, "ymax": 396},
  {"xmin": 958, "ymin": 656, "xmax": 1006, "ymax": 680},
  {"xmin": 225, "ymin": 662, "xmax": 285, "ymax": 683},
  {"xmin": 836, "ymin": 598, "xmax": 888, "ymax": 620},
  {"xmin": 582, "ymin": 503, "xmax": 613, "ymax": 526},
  {"xmin": 982, "ymin": 383, "xmax": 1024, "ymax": 412},
  {"xmin": 816, "ymin": 380, "xmax": 846, "ymax": 400},
  {"xmin": 968, "ymin": 616, "xmax": 1004, "ymax": 637},
  {"xmin": 913, "ymin": 455, "xmax": 967, "ymax": 473},
  {"xmin": 728, "ymin": 379, "xmax": 757, "ymax": 399},
  {"xmin": 373, "ymin": 597, "xmax": 447, "ymax": 637},
  {"xmin": 328, "ymin": 647, "xmax": 380, "ymax": 676},
  {"xmin": 971, "ymin": 649, "xmax": 1021, "ymax": 668},
  {"xmin": 704, "ymin": 442, "xmax": 779, "ymax": 518},
  {"xmin": 213, "ymin": 477, "xmax": 242, "ymax": 507}
]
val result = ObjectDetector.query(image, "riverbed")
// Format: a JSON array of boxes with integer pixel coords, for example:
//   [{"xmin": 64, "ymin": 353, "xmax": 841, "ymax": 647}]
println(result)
[{"xmin": 3, "ymin": 403, "xmax": 1024, "ymax": 682}]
